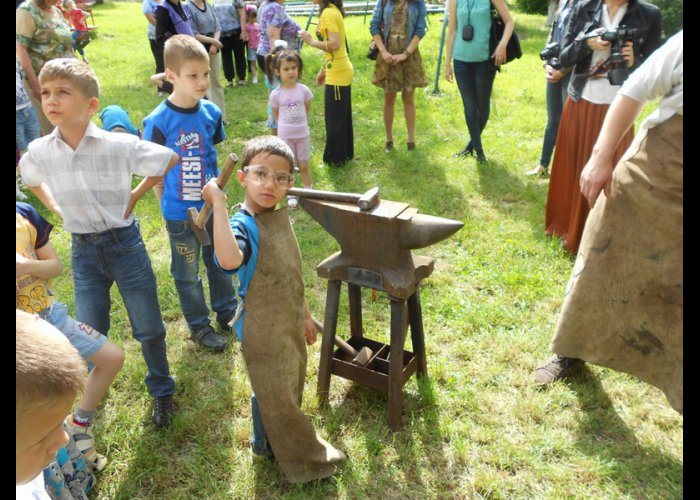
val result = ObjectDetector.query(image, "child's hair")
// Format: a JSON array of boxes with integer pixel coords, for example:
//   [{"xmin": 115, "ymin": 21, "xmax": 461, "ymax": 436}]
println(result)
[
  {"xmin": 265, "ymin": 49, "xmax": 303, "ymax": 84},
  {"xmin": 242, "ymin": 136, "xmax": 296, "ymax": 173},
  {"xmin": 63, "ymin": 0, "xmax": 75, "ymax": 9},
  {"xmin": 164, "ymin": 34, "xmax": 210, "ymax": 74},
  {"xmin": 247, "ymin": 9, "xmax": 257, "ymax": 21},
  {"xmin": 16, "ymin": 310, "xmax": 86, "ymax": 423},
  {"xmin": 39, "ymin": 58, "xmax": 99, "ymax": 99}
]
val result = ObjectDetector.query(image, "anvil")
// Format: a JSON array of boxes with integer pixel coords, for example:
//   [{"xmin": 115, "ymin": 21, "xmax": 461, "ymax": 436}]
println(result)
[{"xmin": 299, "ymin": 198, "xmax": 464, "ymax": 299}]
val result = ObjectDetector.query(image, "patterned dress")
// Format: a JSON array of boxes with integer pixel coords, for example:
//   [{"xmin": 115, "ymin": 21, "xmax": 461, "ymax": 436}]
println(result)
[
  {"xmin": 371, "ymin": 0, "xmax": 427, "ymax": 93},
  {"xmin": 16, "ymin": 1, "xmax": 73, "ymax": 76}
]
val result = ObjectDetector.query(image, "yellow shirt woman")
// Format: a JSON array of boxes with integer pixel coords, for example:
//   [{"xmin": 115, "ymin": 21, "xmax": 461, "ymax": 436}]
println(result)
[{"xmin": 318, "ymin": 3, "xmax": 352, "ymax": 86}]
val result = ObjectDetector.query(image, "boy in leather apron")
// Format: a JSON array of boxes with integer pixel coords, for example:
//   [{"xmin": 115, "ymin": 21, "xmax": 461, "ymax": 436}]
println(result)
[{"xmin": 202, "ymin": 136, "xmax": 346, "ymax": 483}]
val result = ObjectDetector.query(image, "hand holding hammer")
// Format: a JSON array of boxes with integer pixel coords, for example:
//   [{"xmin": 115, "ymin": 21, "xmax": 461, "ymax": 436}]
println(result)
[{"xmin": 187, "ymin": 153, "xmax": 238, "ymax": 246}]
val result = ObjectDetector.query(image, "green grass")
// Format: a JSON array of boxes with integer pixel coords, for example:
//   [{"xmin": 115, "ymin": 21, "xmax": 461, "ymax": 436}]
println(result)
[{"xmin": 33, "ymin": 2, "xmax": 682, "ymax": 498}]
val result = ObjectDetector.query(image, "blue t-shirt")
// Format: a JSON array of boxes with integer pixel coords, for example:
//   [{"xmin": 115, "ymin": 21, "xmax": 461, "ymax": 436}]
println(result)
[
  {"xmin": 142, "ymin": 99, "xmax": 225, "ymax": 221},
  {"xmin": 99, "ymin": 105, "xmax": 140, "ymax": 137}
]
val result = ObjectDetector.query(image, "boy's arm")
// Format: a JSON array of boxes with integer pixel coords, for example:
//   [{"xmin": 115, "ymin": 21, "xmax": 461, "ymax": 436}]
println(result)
[
  {"xmin": 201, "ymin": 179, "xmax": 244, "ymax": 270},
  {"xmin": 124, "ymin": 152, "xmax": 178, "ymax": 218},
  {"xmin": 28, "ymin": 184, "xmax": 63, "ymax": 219},
  {"xmin": 16, "ymin": 241, "xmax": 62, "ymax": 280}
]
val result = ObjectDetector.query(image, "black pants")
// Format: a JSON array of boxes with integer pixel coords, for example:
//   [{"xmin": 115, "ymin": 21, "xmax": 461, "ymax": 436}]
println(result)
[
  {"xmin": 149, "ymin": 38, "xmax": 164, "ymax": 74},
  {"xmin": 256, "ymin": 54, "xmax": 267, "ymax": 75},
  {"xmin": 220, "ymin": 30, "xmax": 247, "ymax": 82},
  {"xmin": 323, "ymin": 84, "xmax": 354, "ymax": 166}
]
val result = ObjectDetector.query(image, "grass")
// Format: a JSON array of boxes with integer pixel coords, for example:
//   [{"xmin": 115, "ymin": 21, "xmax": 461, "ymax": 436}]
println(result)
[{"xmin": 31, "ymin": 2, "xmax": 682, "ymax": 498}]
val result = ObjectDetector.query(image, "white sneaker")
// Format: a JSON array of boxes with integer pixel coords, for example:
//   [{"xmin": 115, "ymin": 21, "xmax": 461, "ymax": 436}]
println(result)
[
  {"xmin": 252, "ymin": 76, "xmax": 258, "ymax": 84},
  {"xmin": 65, "ymin": 416, "xmax": 108, "ymax": 472},
  {"xmin": 287, "ymin": 195, "xmax": 298, "ymax": 209}
]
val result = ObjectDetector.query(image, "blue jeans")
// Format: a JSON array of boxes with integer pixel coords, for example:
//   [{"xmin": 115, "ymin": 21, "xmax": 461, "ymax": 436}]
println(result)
[
  {"xmin": 16, "ymin": 104, "xmax": 41, "ymax": 151},
  {"xmin": 539, "ymin": 72, "xmax": 571, "ymax": 167},
  {"xmin": 453, "ymin": 59, "xmax": 497, "ymax": 152},
  {"xmin": 251, "ymin": 394, "xmax": 271, "ymax": 454},
  {"xmin": 165, "ymin": 219, "xmax": 237, "ymax": 333},
  {"xmin": 71, "ymin": 219, "xmax": 175, "ymax": 397}
]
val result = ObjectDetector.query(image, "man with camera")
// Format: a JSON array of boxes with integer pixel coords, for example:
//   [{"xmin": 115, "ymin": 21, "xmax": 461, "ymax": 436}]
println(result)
[
  {"xmin": 534, "ymin": 30, "xmax": 682, "ymax": 414},
  {"xmin": 543, "ymin": 0, "xmax": 661, "ymax": 255}
]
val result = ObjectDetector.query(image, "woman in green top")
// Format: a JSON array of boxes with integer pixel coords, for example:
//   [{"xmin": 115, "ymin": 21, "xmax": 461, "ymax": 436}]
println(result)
[
  {"xmin": 299, "ymin": 0, "xmax": 354, "ymax": 167},
  {"xmin": 444, "ymin": 0, "xmax": 514, "ymax": 162},
  {"xmin": 16, "ymin": 0, "xmax": 74, "ymax": 135}
]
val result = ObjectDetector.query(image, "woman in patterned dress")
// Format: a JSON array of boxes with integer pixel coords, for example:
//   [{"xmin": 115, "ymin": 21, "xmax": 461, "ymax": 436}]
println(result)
[{"xmin": 369, "ymin": 0, "xmax": 427, "ymax": 152}]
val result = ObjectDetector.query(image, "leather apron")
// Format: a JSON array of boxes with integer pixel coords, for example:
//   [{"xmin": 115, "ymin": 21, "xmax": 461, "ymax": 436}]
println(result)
[
  {"xmin": 550, "ymin": 114, "xmax": 683, "ymax": 413},
  {"xmin": 241, "ymin": 207, "xmax": 346, "ymax": 482}
]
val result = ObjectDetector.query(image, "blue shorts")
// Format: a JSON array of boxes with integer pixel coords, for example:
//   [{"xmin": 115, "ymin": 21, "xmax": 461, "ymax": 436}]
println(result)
[{"xmin": 39, "ymin": 302, "xmax": 107, "ymax": 360}]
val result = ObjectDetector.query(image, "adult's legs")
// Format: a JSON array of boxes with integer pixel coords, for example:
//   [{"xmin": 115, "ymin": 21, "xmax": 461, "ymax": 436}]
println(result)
[
  {"xmin": 220, "ymin": 33, "xmax": 235, "ymax": 83},
  {"xmin": 207, "ymin": 51, "xmax": 226, "ymax": 122},
  {"xmin": 539, "ymin": 73, "xmax": 571, "ymax": 168},
  {"xmin": 402, "ymin": 90, "xmax": 416, "ymax": 144},
  {"xmin": 471, "ymin": 61, "xmax": 497, "ymax": 153},
  {"xmin": 231, "ymin": 31, "xmax": 247, "ymax": 83},
  {"xmin": 149, "ymin": 38, "xmax": 164, "ymax": 74},
  {"xmin": 383, "ymin": 91, "xmax": 397, "ymax": 144},
  {"xmin": 453, "ymin": 60, "xmax": 480, "ymax": 150}
]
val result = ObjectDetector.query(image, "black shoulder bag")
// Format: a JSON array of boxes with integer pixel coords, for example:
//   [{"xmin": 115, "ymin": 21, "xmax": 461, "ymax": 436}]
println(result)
[{"xmin": 489, "ymin": 6, "xmax": 522, "ymax": 67}]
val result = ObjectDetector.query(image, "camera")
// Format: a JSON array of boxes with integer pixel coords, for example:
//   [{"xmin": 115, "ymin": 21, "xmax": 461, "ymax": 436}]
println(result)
[
  {"xmin": 599, "ymin": 26, "xmax": 638, "ymax": 85},
  {"xmin": 539, "ymin": 42, "xmax": 561, "ymax": 70}
]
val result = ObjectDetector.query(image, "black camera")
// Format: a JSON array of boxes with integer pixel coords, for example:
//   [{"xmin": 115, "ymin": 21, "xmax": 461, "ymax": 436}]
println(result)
[
  {"xmin": 539, "ymin": 42, "xmax": 561, "ymax": 70},
  {"xmin": 599, "ymin": 26, "xmax": 638, "ymax": 85}
]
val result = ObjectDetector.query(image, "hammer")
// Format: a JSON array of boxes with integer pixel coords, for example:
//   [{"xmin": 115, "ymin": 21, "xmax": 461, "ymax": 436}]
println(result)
[
  {"xmin": 312, "ymin": 317, "xmax": 373, "ymax": 366},
  {"xmin": 287, "ymin": 186, "xmax": 380, "ymax": 211},
  {"xmin": 187, "ymin": 153, "xmax": 238, "ymax": 246}
]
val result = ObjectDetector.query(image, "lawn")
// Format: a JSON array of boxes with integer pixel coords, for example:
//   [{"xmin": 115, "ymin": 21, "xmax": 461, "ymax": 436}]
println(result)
[{"xmin": 31, "ymin": 1, "xmax": 682, "ymax": 498}]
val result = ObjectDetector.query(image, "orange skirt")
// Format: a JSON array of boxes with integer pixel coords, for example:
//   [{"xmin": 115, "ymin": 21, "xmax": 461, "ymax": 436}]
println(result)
[{"xmin": 544, "ymin": 97, "xmax": 634, "ymax": 253}]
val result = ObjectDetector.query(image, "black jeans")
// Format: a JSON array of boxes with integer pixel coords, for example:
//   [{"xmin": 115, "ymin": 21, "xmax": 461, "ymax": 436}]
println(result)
[
  {"xmin": 453, "ymin": 59, "xmax": 497, "ymax": 152},
  {"xmin": 323, "ymin": 84, "xmax": 354, "ymax": 166},
  {"xmin": 220, "ymin": 29, "xmax": 247, "ymax": 82},
  {"xmin": 149, "ymin": 38, "xmax": 164, "ymax": 74}
]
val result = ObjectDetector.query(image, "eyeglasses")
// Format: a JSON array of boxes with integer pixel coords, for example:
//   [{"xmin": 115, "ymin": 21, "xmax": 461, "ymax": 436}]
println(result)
[{"xmin": 243, "ymin": 165, "xmax": 294, "ymax": 187}]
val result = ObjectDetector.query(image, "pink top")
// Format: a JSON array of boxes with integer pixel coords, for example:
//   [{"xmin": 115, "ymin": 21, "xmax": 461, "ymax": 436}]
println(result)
[
  {"xmin": 68, "ymin": 9, "xmax": 89, "ymax": 31},
  {"xmin": 269, "ymin": 83, "xmax": 313, "ymax": 140},
  {"xmin": 247, "ymin": 22, "xmax": 260, "ymax": 50}
]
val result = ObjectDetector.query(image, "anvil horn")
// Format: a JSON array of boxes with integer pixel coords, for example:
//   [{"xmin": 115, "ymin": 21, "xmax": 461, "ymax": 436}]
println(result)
[{"xmin": 398, "ymin": 213, "xmax": 464, "ymax": 249}]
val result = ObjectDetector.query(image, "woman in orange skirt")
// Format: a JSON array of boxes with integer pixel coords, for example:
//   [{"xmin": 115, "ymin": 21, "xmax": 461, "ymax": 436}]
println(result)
[{"xmin": 544, "ymin": 0, "xmax": 661, "ymax": 253}]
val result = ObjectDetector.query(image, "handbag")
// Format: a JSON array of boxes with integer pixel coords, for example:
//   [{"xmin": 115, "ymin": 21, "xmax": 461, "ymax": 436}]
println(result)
[
  {"xmin": 367, "ymin": 0, "xmax": 388, "ymax": 60},
  {"xmin": 489, "ymin": 7, "xmax": 522, "ymax": 67}
]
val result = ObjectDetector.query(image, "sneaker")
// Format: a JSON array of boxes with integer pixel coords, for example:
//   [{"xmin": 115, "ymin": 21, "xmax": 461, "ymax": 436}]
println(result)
[
  {"xmin": 226, "ymin": 80, "xmax": 234, "ymax": 87},
  {"xmin": 533, "ymin": 355, "xmax": 583, "ymax": 385},
  {"xmin": 191, "ymin": 324, "xmax": 228, "ymax": 352},
  {"xmin": 152, "ymin": 394, "xmax": 174, "ymax": 427},
  {"xmin": 64, "ymin": 416, "xmax": 108, "ymax": 472},
  {"xmin": 252, "ymin": 76, "xmax": 258, "ymax": 84},
  {"xmin": 287, "ymin": 195, "xmax": 298, "ymax": 209},
  {"xmin": 238, "ymin": 80, "xmax": 246, "ymax": 86}
]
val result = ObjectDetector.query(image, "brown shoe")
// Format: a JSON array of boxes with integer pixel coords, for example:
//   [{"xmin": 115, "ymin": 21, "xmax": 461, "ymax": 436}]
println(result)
[
  {"xmin": 533, "ymin": 355, "xmax": 583, "ymax": 385},
  {"xmin": 407, "ymin": 141, "xmax": 415, "ymax": 151}
]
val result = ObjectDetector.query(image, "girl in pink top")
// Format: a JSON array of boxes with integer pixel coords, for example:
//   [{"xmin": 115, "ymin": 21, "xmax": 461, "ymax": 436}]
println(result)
[
  {"xmin": 246, "ymin": 7, "xmax": 260, "ymax": 83},
  {"xmin": 64, "ymin": 0, "xmax": 91, "ymax": 62}
]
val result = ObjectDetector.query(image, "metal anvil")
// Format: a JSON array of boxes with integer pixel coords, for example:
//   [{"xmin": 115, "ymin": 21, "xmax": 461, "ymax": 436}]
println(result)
[{"xmin": 299, "ymin": 198, "xmax": 464, "ymax": 299}]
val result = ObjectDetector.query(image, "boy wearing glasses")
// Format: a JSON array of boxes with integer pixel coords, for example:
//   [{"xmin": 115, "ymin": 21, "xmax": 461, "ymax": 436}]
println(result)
[
  {"xmin": 202, "ymin": 136, "xmax": 346, "ymax": 483},
  {"xmin": 143, "ymin": 34, "xmax": 237, "ymax": 353}
]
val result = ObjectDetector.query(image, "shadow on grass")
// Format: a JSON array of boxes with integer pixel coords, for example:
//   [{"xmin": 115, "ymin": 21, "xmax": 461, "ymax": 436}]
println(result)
[
  {"xmin": 474, "ymin": 158, "xmax": 554, "ymax": 240},
  {"xmin": 105, "ymin": 342, "xmax": 238, "ymax": 499},
  {"xmin": 568, "ymin": 366, "xmax": 683, "ymax": 498}
]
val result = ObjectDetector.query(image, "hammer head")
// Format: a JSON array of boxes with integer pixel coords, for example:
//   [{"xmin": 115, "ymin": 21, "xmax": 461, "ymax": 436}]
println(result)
[
  {"xmin": 187, "ymin": 207, "xmax": 211, "ymax": 246},
  {"xmin": 358, "ymin": 187, "xmax": 380, "ymax": 211},
  {"xmin": 352, "ymin": 346, "xmax": 373, "ymax": 366}
]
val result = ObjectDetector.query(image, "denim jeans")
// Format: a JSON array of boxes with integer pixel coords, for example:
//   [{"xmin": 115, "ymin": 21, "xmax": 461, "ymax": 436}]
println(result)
[
  {"xmin": 16, "ymin": 104, "xmax": 41, "ymax": 151},
  {"xmin": 453, "ymin": 59, "xmax": 497, "ymax": 152},
  {"xmin": 71, "ymin": 219, "xmax": 175, "ymax": 397},
  {"xmin": 251, "ymin": 394, "xmax": 271, "ymax": 454},
  {"xmin": 539, "ymin": 72, "xmax": 571, "ymax": 167},
  {"xmin": 165, "ymin": 218, "xmax": 237, "ymax": 333}
]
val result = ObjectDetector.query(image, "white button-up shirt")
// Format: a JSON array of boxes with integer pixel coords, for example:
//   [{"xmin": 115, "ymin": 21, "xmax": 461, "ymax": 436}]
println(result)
[{"xmin": 20, "ymin": 121, "xmax": 173, "ymax": 234}]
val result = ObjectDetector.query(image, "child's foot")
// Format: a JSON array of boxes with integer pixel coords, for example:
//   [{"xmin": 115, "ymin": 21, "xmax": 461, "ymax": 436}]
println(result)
[
  {"xmin": 238, "ymin": 80, "xmax": 246, "ymax": 86},
  {"xmin": 287, "ymin": 195, "xmax": 298, "ymax": 209},
  {"xmin": 252, "ymin": 76, "xmax": 258, "ymax": 84},
  {"xmin": 65, "ymin": 416, "xmax": 108, "ymax": 472}
]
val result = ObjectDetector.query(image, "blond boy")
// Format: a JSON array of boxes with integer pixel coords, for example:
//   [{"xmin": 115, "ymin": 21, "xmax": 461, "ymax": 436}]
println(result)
[
  {"xmin": 18, "ymin": 59, "xmax": 180, "ymax": 427},
  {"xmin": 16, "ymin": 310, "xmax": 86, "ymax": 497}
]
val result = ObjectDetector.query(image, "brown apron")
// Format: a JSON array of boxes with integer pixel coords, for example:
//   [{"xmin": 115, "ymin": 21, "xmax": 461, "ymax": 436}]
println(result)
[
  {"xmin": 241, "ymin": 208, "xmax": 346, "ymax": 483},
  {"xmin": 551, "ymin": 114, "xmax": 683, "ymax": 413}
]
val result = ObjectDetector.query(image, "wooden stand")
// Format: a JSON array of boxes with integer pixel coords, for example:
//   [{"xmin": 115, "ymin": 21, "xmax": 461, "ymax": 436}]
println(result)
[{"xmin": 317, "ymin": 263, "xmax": 431, "ymax": 430}]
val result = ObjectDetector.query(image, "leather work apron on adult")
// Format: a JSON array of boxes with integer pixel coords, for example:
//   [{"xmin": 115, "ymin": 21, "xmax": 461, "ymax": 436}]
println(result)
[
  {"xmin": 240, "ymin": 208, "xmax": 346, "ymax": 483},
  {"xmin": 551, "ymin": 114, "xmax": 683, "ymax": 413}
]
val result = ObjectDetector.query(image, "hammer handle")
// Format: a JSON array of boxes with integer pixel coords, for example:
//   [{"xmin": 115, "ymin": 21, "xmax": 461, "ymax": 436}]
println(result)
[
  {"xmin": 195, "ymin": 153, "xmax": 239, "ymax": 228},
  {"xmin": 287, "ymin": 186, "xmax": 379, "ymax": 210},
  {"xmin": 311, "ymin": 317, "xmax": 359, "ymax": 357}
]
